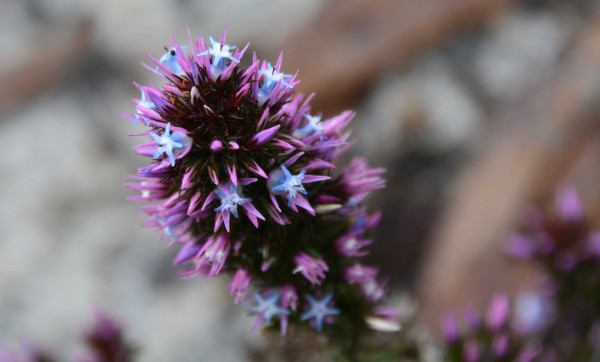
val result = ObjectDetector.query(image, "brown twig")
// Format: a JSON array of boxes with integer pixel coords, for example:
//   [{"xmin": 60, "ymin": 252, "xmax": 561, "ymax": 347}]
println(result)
[
  {"xmin": 0, "ymin": 19, "xmax": 91, "ymax": 115},
  {"xmin": 277, "ymin": 0, "xmax": 516, "ymax": 114}
]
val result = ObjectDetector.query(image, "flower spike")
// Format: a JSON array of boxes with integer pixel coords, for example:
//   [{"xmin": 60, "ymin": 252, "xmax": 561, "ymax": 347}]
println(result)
[{"xmin": 125, "ymin": 32, "xmax": 393, "ymax": 342}]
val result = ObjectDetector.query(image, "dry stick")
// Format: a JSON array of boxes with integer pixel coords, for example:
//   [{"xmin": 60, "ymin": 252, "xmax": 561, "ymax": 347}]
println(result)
[
  {"xmin": 0, "ymin": 20, "xmax": 91, "ymax": 115},
  {"xmin": 278, "ymin": 0, "xmax": 515, "ymax": 114},
  {"xmin": 417, "ymin": 10, "xmax": 600, "ymax": 329}
]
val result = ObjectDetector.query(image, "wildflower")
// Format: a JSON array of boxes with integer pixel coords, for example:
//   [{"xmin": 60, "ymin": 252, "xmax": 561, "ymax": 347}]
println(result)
[
  {"xmin": 301, "ymin": 293, "xmax": 340, "ymax": 332},
  {"xmin": 125, "ymin": 30, "xmax": 392, "ymax": 340},
  {"xmin": 159, "ymin": 47, "xmax": 185, "ymax": 75},
  {"xmin": 335, "ymin": 234, "xmax": 372, "ymax": 257},
  {"xmin": 293, "ymin": 253, "xmax": 328, "ymax": 285},
  {"xmin": 257, "ymin": 61, "xmax": 293, "ymax": 104},
  {"xmin": 442, "ymin": 296, "xmax": 540, "ymax": 361},
  {"xmin": 281, "ymin": 284, "xmax": 298, "ymax": 311},
  {"xmin": 268, "ymin": 165, "xmax": 330, "ymax": 209},
  {"xmin": 249, "ymin": 292, "xmax": 290, "ymax": 335},
  {"xmin": 194, "ymin": 234, "xmax": 231, "ymax": 277},
  {"xmin": 133, "ymin": 88, "xmax": 155, "ymax": 126},
  {"xmin": 207, "ymin": 182, "xmax": 264, "ymax": 232},
  {"xmin": 293, "ymin": 114, "xmax": 324, "ymax": 139},
  {"xmin": 344, "ymin": 264, "xmax": 379, "ymax": 284},
  {"xmin": 197, "ymin": 36, "xmax": 240, "ymax": 76},
  {"xmin": 229, "ymin": 268, "xmax": 251, "ymax": 304},
  {"xmin": 149, "ymin": 123, "xmax": 189, "ymax": 167},
  {"xmin": 503, "ymin": 186, "xmax": 600, "ymax": 359}
]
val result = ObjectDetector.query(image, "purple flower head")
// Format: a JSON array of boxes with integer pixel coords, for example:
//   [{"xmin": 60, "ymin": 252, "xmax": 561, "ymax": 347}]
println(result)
[
  {"xmin": 125, "ymin": 30, "xmax": 392, "ymax": 337},
  {"xmin": 300, "ymin": 293, "xmax": 340, "ymax": 332},
  {"xmin": 442, "ymin": 296, "xmax": 540, "ymax": 361}
]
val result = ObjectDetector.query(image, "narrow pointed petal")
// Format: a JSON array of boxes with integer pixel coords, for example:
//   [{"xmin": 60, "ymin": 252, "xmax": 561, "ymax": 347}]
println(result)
[{"xmin": 251, "ymin": 125, "xmax": 280, "ymax": 146}]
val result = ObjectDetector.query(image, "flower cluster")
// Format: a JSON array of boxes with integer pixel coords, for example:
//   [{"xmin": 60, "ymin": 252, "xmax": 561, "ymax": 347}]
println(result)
[
  {"xmin": 443, "ymin": 295, "xmax": 540, "ymax": 362},
  {"xmin": 504, "ymin": 186, "xmax": 600, "ymax": 360},
  {"xmin": 0, "ymin": 313, "xmax": 134, "ymax": 362},
  {"xmin": 125, "ymin": 30, "xmax": 395, "ymax": 337}
]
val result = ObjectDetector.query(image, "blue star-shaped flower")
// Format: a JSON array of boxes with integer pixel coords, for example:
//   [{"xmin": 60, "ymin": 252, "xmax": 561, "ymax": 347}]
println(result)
[
  {"xmin": 258, "ymin": 62, "xmax": 293, "ymax": 102},
  {"xmin": 149, "ymin": 123, "xmax": 185, "ymax": 167},
  {"xmin": 197, "ymin": 37, "xmax": 240, "ymax": 75},
  {"xmin": 214, "ymin": 183, "xmax": 251, "ymax": 219},
  {"xmin": 269, "ymin": 165, "xmax": 307, "ymax": 206},
  {"xmin": 249, "ymin": 292, "xmax": 289, "ymax": 326},
  {"xmin": 133, "ymin": 89, "xmax": 155, "ymax": 126},
  {"xmin": 293, "ymin": 114, "xmax": 324, "ymax": 139},
  {"xmin": 158, "ymin": 47, "xmax": 188, "ymax": 75},
  {"xmin": 300, "ymin": 293, "xmax": 340, "ymax": 332}
]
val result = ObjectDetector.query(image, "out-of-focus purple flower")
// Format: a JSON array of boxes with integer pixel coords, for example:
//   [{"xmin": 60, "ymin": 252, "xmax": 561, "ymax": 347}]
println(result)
[
  {"xmin": 487, "ymin": 295, "xmax": 509, "ymax": 331},
  {"xmin": 443, "ymin": 314, "xmax": 459, "ymax": 344},
  {"xmin": 505, "ymin": 233, "xmax": 536, "ymax": 259},
  {"xmin": 335, "ymin": 234, "xmax": 372, "ymax": 257},
  {"xmin": 229, "ymin": 268, "xmax": 252, "ymax": 304},
  {"xmin": 464, "ymin": 340, "xmax": 481, "ymax": 362},
  {"xmin": 281, "ymin": 284, "xmax": 298, "ymax": 311},
  {"xmin": 338, "ymin": 157, "xmax": 386, "ymax": 204},
  {"xmin": 194, "ymin": 234, "xmax": 231, "ymax": 277},
  {"xmin": 344, "ymin": 264, "xmax": 379, "ymax": 284},
  {"xmin": 555, "ymin": 186, "xmax": 582, "ymax": 223},
  {"xmin": 293, "ymin": 253, "xmax": 328, "ymax": 285},
  {"xmin": 79, "ymin": 312, "xmax": 135, "ymax": 362},
  {"xmin": 360, "ymin": 278, "xmax": 388, "ymax": 303},
  {"xmin": 442, "ymin": 295, "xmax": 539, "ymax": 361}
]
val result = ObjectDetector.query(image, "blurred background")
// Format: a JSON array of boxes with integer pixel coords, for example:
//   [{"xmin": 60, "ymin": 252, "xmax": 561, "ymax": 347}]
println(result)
[{"xmin": 2, "ymin": 0, "xmax": 600, "ymax": 360}]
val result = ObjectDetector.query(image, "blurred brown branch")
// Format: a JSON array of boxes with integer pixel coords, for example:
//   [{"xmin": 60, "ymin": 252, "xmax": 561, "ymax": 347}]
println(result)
[
  {"xmin": 0, "ymin": 19, "xmax": 91, "ymax": 115},
  {"xmin": 278, "ymin": 0, "xmax": 515, "ymax": 114},
  {"xmin": 418, "ymin": 6, "xmax": 600, "ymax": 331}
]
